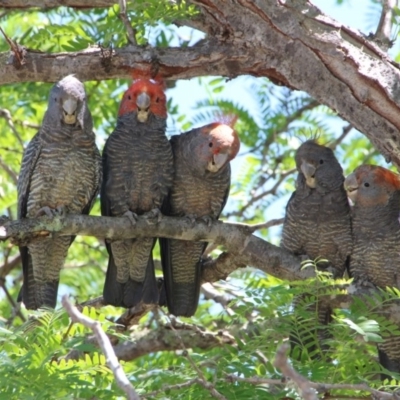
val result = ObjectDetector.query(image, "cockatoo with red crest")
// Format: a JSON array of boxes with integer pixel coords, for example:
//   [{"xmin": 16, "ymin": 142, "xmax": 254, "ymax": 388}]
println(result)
[
  {"xmin": 101, "ymin": 74, "xmax": 173, "ymax": 308},
  {"xmin": 345, "ymin": 164, "xmax": 400, "ymax": 378}
]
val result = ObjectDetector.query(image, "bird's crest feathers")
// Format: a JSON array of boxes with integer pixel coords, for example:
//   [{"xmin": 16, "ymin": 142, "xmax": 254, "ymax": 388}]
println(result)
[
  {"xmin": 200, "ymin": 120, "xmax": 240, "ymax": 161},
  {"xmin": 356, "ymin": 165, "xmax": 400, "ymax": 191},
  {"xmin": 118, "ymin": 69, "xmax": 167, "ymax": 118},
  {"xmin": 294, "ymin": 129, "xmax": 325, "ymax": 146}
]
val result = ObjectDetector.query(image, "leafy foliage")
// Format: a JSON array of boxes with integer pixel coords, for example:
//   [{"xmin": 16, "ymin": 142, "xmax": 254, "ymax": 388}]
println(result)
[{"xmin": 1, "ymin": 0, "xmax": 400, "ymax": 398}]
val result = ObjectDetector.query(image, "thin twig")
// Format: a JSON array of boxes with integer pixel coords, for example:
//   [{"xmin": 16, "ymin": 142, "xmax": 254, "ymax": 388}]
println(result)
[
  {"xmin": 0, "ymin": 108, "xmax": 25, "ymax": 149},
  {"xmin": 227, "ymin": 168, "xmax": 296, "ymax": 218},
  {"xmin": 226, "ymin": 368, "xmax": 395, "ymax": 399},
  {"xmin": 167, "ymin": 316, "xmax": 228, "ymax": 400},
  {"xmin": 0, "ymin": 278, "xmax": 26, "ymax": 323},
  {"xmin": 142, "ymin": 378, "xmax": 201, "ymax": 398},
  {"xmin": 0, "ymin": 147, "xmax": 23, "ymax": 154},
  {"xmin": 328, "ymin": 124, "xmax": 353, "ymax": 150},
  {"xmin": 119, "ymin": 0, "xmax": 137, "ymax": 45},
  {"xmin": 273, "ymin": 343, "xmax": 318, "ymax": 400},
  {"xmin": 15, "ymin": 120, "xmax": 40, "ymax": 130},
  {"xmin": 0, "ymin": 156, "xmax": 18, "ymax": 184},
  {"xmin": 201, "ymin": 282, "xmax": 233, "ymax": 308},
  {"xmin": 0, "ymin": 27, "xmax": 26, "ymax": 67},
  {"xmin": 375, "ymin": 0, "xmax": 397, "ymax": 50},
  {"xmin": 0, "ymin": 253, "xmax": 21, "ymax": 278},
  {"xmin": 61, "ymin": 295, "xmax": 140, "ymax": 400},
  {"xmin": 248, "ymin": 217, "xmax": 285, "ymax": 232},
  {"xmin": 272, "ymin": 343, "xmax": 396, "ymax": 400}
]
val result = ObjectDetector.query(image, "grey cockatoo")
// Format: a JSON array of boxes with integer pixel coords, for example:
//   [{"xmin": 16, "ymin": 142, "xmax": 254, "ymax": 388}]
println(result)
[
  {"xmin": 101, "ymin": 75, "xmax": 173, "ymax": 308},
  {"xmin": 160, "ymin": 122, "xmax": 240, "ymax": 317},
  {"xmin": 18, "ymin": 75, "xmax": 102, "ymax": 309},
  {"xmin": 281, "ymin": 140, "xmax": 352, "ymax": 357},
  {"xmin": 345, "ymin": 164, "xmax": 400, "ymax": 378}
]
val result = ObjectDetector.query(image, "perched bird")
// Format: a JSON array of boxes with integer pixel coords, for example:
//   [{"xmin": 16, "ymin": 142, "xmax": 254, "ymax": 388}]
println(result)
[
  {"xmin": 160, "ymin": 122, "xmax": 240, "ymax": 317},
  {"xmin": 281, "ymin": 140, "xmax": 352, "ymax": 357},
  {"xmin": 101, "ymin": 75, "xmax": 173, "ymax": 308},
  {"xmin": 345, "ymin": 164, "xmax": 400, "ymax": 378},
  {"xmin": 17, "ymin": 75, "xmax": 102, "ymax": 310}
]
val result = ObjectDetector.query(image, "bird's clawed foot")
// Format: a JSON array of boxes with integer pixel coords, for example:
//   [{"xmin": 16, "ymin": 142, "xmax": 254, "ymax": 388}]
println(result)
[
  {"xmin": 123, "ymin": 210, "xmax": 138, "ymax": 226},
  {"xmin": 143, "ymin": 208, "xmax": 162, "ymax": 225},
  {"xmin": 184, "ymin": 214, "xmax": 197, "ymax": 227},
  {"xmin": 36, "ymin": 205, "xmax": 66, "ymax": 218},
  {"xmin": 198, "ymin": 215, "xmax": 214, "ymax": 227}
]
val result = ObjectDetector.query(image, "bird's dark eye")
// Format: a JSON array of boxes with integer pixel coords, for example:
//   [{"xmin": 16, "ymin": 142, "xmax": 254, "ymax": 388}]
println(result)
[
  {"xmin": 209, "ymin": 142, "xmax": 213, "ymax": 148},
  {"xmin": 127, "ymin": 95, "xmax": 132, "ymax": 100},
  {"xmin": 54, "ymin": 98, "xmax": 57, "ymax": 102},
  {"xmin": 364, "ymin": 182, "xmax": 370, "ymax": 187},
  {"xmin": 155, "ymin": 97, "xmax": 160, "ymax": 103},
  {"xmin": 319, "ymin": 159, "xmax": 324, "ymax": 164}
]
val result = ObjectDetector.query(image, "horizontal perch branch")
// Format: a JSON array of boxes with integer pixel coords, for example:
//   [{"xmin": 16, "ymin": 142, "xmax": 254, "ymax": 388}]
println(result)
[{"xmin": 0, "ymin": 213, "xmax": 312, "ymax": 282}]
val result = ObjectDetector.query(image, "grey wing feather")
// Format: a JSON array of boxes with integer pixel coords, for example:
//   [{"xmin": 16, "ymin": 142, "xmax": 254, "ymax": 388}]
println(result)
[{"xmin": 17, "ymin": 133, "xmax": 42, "ymax": 219}]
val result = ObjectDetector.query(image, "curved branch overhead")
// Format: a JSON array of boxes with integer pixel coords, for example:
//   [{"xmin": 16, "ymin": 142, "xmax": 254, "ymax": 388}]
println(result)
[
  {"xmin": 2, "ymin": 0, "xmax": 400, "ymax": 166},
  {"xmin": 0, "ymin": 0, "xmax": 116, "ymax": 8}
]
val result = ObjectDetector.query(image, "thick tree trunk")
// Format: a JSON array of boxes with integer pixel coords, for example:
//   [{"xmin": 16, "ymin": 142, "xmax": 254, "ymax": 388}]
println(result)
[{"xmin": 2, "ymin": 0, "xmax": 400, "ymax": 165}]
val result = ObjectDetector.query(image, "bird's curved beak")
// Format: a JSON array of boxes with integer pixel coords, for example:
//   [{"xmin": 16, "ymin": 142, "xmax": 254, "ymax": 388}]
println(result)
[
  {"xmin": 62, "ymin": 97, "xmax": 78, "ymax": 125},
  {"xmin": 344, "ymin": 173, "xmax": 358, "ymax": 203},
  {"xmin": 300, "ymin": 160, "xmax": 317, "ymax": 188},
  {"xmin": 207, "ymin": 152, "xmax": 229, "ymax": 173},
  {"xmin": 136, "ymin": 92, "xmax": 151, "ymax": 123}
]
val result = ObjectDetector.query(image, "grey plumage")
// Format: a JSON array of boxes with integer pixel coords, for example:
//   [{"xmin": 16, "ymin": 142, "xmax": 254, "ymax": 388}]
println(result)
[
  {"xmin": 101, "ymin": 78, "xmax": 173, "ymax": 308},
  {"xmin": 18, "ymin": 75, "xmax": 102, "ymax": 309},
  {"xmin": 281, "ymin": 140, "xmax": 352, "ymax": 357},
  {"xmin": 345, "ymin": 165, "xmax": 400, "ymax": 378},
  {"xmin": 160, "ymin": 123, "xmax": 240, "ymax": 317}
]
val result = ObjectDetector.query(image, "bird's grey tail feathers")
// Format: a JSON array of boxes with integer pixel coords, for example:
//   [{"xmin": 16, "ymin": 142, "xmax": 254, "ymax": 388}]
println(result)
[
  {"xmin": 19, "ymin": 246, "xmax": 59, "ymax": 310},
  {"xmin": 103, "ymin": 244, "xmax": 159, "ymax": 308},
  {"xmin": 378, "ymin": 347, "xmax": 400, "ymax": 381},
  {"xmin": 159, "ymin": 237, "xmax": 202, "ymax": 317},
  {"xmin": 166, "ymin": 279, "xmax": 201, "ymax": 317}
]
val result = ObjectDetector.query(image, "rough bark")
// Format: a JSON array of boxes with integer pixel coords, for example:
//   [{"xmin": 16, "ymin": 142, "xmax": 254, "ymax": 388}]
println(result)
[
  {"xmin": 0, "ymin": 0, "xmax": 114, "ymax": 8},
  {"xmin": 0, "ymin": 214, "xmax": 313, "ymax": 282},
  {"xmin": 2, "ymin": 0, "xmax": 400, "ymax": 166}
]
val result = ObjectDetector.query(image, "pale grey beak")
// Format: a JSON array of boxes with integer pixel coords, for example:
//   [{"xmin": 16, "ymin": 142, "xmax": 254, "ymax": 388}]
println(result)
[
  {"xmin": 300, "ymin": 160, "xmax": 317, "ymax": 188},
  {"xmin": 62, "ymin": 97, "xmax": 78, "ymax": 124},
  {"xmin": 207, "ymin": 152, "xmax": 229, "ymax": 172},
  {"xmin": 136, "ymin": 92, "xmax": 151, "ymax": 123},
  {"xmin": 344, "ymin": 173, "xmax": 358, "ymax": 203}
]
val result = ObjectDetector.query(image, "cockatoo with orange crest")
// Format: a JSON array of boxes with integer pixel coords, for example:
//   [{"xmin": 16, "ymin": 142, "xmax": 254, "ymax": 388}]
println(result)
[
  {"xmin": 345, "ymin": 165, "xmax": 400, "ymax": 378},
  {"xmin": 160, "ymin": 121, "xmax": 240, "ymax": 317},
  {"xmin": 101, "ymin": 73, "xmax": 173, "ymax": 308}
]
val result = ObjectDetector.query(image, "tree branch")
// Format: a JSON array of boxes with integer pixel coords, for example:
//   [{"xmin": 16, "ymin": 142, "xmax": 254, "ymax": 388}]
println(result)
[
  {"xmin": 112, "ymin": 320, "xmax": 235, "ymax": 361},
  {"xmin": 62, "ymin": 295, "xmax": 140, "ymax": 400},
  {"xmin": 274, "ymin": 343, "xmax": 318, "ymax": 400},
  {"xmin": 118, "ymin": 0, "xmax": 137, "ymax": 45},
  {"xmin": 1, "ymin": 1, "xmax": 400, "ymax": 166},
  {"xmin": 374, "ymin": 0, "xmax": 397, "ymax": 50},
  {"xmin": 0, "ymin": 0, "xmax": 116, "ymax": 8},
  {"xmin": 0, "ymin": 253, "xmax": 21, "ymax": 278},
  {"xmin": 227, "ymin": 348, "xmax": 396, "ymax": 399},
  {"xmin": 0, "ymin": 214, "xmax": 313, "ymax": 282}
]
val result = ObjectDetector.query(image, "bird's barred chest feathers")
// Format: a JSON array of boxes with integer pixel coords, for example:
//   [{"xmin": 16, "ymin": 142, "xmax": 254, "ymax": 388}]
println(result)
[
  {"xmin": 106, "ymin": 125, "xmax": 173, "ymax": 213},
  {"xmin": 288, "ymin": 187, "xmax": 350, "ymax": 221},
  {"xmin": 351, "ymin": 216, "xmax": 400, "ymax": 287},
  {"xmin": 27, "ymin": 134, "xmax": 98, "ymax": 216},
  {"xmin": 170, "ymin": 171, "xmax": 228, "ymax": 217}
]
